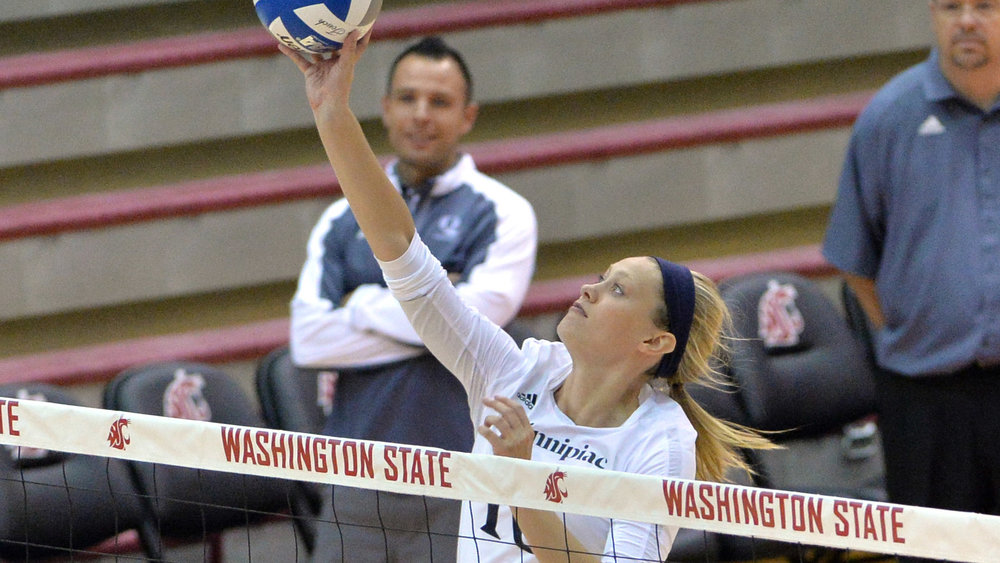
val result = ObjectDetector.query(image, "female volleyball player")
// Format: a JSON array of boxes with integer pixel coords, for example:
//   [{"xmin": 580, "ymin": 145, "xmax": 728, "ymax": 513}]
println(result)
[{"xmin": 280, "ymin": 32, "xmax": 771, "ymax": 563}]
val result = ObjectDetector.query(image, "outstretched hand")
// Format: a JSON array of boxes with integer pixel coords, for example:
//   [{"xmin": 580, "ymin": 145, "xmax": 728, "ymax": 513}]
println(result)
[
  {"xmin": 278, "ymin": 27, "xmax": 414, "ymax": 263},
  {"xmin": 479, "ymin": 396, "xmax": 534, "ymax": 460},
  {"xmin": 277, "ymin": 31, "xmax": 371, "ymax": 113}
]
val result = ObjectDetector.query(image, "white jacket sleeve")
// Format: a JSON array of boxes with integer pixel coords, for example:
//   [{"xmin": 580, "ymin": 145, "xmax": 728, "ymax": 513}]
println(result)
[
  {"xmin": 289, "ymin": 292, "xmax": 423, "ymax": 368},
  {"xmin": 289, "ymin": 200, "xmax": 424, "ymax": 368}
]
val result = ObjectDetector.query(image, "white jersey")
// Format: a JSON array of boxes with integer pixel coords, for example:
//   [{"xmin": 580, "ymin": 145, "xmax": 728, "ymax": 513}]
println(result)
[{"xmin": 381, "ymin": 234, "xmax": 698, "ymax": 562}]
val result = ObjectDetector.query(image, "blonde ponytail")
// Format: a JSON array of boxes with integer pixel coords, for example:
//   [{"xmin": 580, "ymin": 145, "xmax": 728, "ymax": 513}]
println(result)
[{"xmin": 653, "ymin": 271, "xmax": 777, "ymax": 482}]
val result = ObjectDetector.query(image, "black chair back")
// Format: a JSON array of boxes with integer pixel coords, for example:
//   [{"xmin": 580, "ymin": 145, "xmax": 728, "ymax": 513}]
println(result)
[
  {"xmin": 103, "ymin": 361, "xmax": 294, "ymax": 559},
  {"xmin": 256, "ymin": 346, "xmax": 330, "ymax": 436},
  {"xmin": 722, "ymin": 272, "xmax": 877, "ymax": 436},
  {"xmin": 255, "ymin": 346, "xmax": 333, "ymax": 554},
  {"xmin": 0, "ymin": 383, "xmax": 147, "ymax": 560},
  {"xmin": 719, "ymin": 272, "xmax": 885, "ymax": 500}
]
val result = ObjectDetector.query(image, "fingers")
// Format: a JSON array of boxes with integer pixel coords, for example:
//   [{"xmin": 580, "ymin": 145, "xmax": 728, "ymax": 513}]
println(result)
[
  {"xmin": 278, "ymin": 29, "xmax": 367, "ymax": 74},
  {"xmin": 356, "ymin": 28, "xmax": 372, "ymax": 55},
  {"xmin": 478, "ymin": 422, "xmax": 521, "ymax": 454},
  {"xmin": 479, "ymin": 396, "xmax": 533, "ymax": 459},
  {"xmin": 277, "ymin": 44, "xmax": 312, "ymax": 74},
  {"xmin": 484, "ymin": 396, "xmax": 531, "ymax": 427},
  {"xmin": 481, "ymin": 412, "xmax": 516, "ymax": 439},
  {"xmin": 477, "ymin": 424, "xmax": 502, "ymax": 447},
  {"xmin": 339, "ymin": 29, "xmax": 365, "ymax": 60}
]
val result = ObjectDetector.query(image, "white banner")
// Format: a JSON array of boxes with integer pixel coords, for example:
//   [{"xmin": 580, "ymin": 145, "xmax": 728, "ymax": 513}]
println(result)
[{"xmin": 1, "ymin": 398, "xmax": 998, "ymax": 562}]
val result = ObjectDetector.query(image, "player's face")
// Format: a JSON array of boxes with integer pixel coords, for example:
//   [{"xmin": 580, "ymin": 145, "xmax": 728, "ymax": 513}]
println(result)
[
  {"xmin": 931, "ymin": 0, "xmax": 1000, "ymax": 71},
  {"xmin": 557, "ymin": 257, "xmax": 666, "ymax": 361},
  {"xmin": 382, "ymin": 54, "xmax": 477, "ymax": 185}
]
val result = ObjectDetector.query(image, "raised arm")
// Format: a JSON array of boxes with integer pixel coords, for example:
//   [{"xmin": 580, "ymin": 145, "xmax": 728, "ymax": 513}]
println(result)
[{"xmin": 279, "ymin": 34, "xmax": 413, "ymax": 262}]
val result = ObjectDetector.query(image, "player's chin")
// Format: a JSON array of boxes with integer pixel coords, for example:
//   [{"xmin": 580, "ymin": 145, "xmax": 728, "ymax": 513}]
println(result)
[{"xmin": 555, "ymin": 315, "xmax": 579, "ymax": 342}]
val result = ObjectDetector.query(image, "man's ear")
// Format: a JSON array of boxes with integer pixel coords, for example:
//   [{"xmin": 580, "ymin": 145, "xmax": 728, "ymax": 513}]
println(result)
[
  {"xmin": 381, "ymin": 95, "xmax": 391, "ymax": 128},
  {"xmin": 460, "ymin": 102, "xmax": 479, "ymax": 136}
]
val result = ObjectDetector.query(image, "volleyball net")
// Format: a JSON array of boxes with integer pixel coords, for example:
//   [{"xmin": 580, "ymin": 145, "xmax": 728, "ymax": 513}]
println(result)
[{"xmin": 1, "ymin": 397, "xmax": 999, "ymax": 562}]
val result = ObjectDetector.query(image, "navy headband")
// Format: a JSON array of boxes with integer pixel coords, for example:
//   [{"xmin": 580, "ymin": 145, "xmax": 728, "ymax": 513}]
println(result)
[{"xmin": 652, "ymin": 257, "xmax": 696, "ymax": 379}]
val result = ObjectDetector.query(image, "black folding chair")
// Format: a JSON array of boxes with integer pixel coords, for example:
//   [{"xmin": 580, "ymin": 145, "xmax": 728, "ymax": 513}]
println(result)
[
  {"xmin": 103, "ymin": 361, "xmax": 296, "ymax": 560},
  {"xmin": 716, "ymin": 272, "xmax": 886, "ymax": 562},
  {"xmin": 255, "ymin": 346, "xmax": 331, "ymax": 554},
  {"xmin": 668, "ymin": 272, "xmax": 889, "ymax": 561},
  {"xmin": 0, "ymin": 383, "xmax": 149, "ymax": 560},
  {"xmin": 720, "ymin": 272, "xmax": 883, "ymax": 490}
]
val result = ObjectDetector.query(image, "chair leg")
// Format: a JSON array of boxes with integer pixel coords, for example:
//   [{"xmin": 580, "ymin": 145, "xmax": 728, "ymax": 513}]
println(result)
[
  {"xmin": 209, "ymin": 532, "xmax": 225, "ymax": 563},
  {"xmin": 135, "ymin": 517, "xmax": 164, "ymax": 561}
]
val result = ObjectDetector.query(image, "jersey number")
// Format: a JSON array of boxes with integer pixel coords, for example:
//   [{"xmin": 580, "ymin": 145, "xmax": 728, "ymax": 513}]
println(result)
[{"xmin": 481, "ymin": 503, "xmax": 534, "ymax": 553}]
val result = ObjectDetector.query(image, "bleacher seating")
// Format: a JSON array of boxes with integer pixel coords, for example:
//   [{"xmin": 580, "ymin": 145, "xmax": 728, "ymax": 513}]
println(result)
[
  {"xmin": 2, "ymin": 0, "xmax": 192, "ymax": 23},
  {"xmin": 3, "ymin": 1, "xmax": 930, "ymax": 173},
  {"xmin": 0, "ymin": 0, "xmax": 930, "ymax": 392},
  {"xmin": 0, "ymin": 242, "xmax": 834, "ymax": 388},
  {"xmin": 0, "ymin": 92, "xmax": 867, "ymax": 326}
]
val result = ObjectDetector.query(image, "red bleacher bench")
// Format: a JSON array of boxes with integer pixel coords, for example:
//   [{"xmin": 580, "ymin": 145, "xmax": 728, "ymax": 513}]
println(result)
[
  {"xmin": 0, "ymin": 0, "xmax": 702, "ymax": 90},
  {"xmin": 0, "ymin": 92, "xmax": 872, "ymax": 242},
  {"xmin": 0, "ymin": 244, "xmax": 834, "ymax": 386}
]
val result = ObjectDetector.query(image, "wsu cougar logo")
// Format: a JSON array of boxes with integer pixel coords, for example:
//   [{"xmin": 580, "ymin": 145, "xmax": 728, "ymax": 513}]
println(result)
[
  {"xmin": 758, "ymin": 279, "xmax": 805, "ymax": 348},
  {"xmin": 107, "ymin": 416, "xmax": 131, "ymax": 451},
  {"xmin": 163, "ymin": 369, "xmax": 212, "ymax": 421},
  {"xmin": 543, "ymin": 470, "xmax": 568, "ymax": 503}
]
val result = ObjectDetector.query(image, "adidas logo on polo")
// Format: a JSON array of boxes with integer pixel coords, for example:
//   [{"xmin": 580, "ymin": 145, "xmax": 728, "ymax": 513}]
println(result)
[{"xmin": 918, "ymin": 115, "xmax": 945, "ymax": 136}]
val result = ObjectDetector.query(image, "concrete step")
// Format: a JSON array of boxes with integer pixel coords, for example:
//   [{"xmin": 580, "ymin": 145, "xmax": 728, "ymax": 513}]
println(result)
[
  {"xmin": 0, "ymin": 0, "xmax": 931, "ymax": 169},
  {"xmin": 0, "ymin": 92, "xmax": 868, "ymax": 327},
  {"xmin": 0, "ymin": 242, "xmax": 836, "ymax": 403},
  {"xmin": 0, "ymin": 204, "xmax": 835, "ymax": 362},
  {"xmin": 3, "ymin": 0, "xmax": 194, "ymax": 25},
  {"xmin": 0, "ymin": 49, "xmax": 924, "ymax": 207}
]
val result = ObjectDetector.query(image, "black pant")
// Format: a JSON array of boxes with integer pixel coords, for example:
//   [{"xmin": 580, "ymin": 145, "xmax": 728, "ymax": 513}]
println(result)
[{"xmin": 875, "ymin": 364, "xmax": 1000, "ymax": 562}]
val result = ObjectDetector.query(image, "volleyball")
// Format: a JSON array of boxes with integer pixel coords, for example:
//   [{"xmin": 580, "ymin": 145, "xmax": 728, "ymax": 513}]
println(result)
[{"xmin": 254, "ymin": 0, "xmax": 382, "ymax": 54}]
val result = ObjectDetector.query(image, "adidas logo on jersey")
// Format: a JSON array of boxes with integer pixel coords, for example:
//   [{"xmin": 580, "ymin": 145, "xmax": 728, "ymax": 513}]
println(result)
[{"xmin": 516, "ymin": 392, "xmax": 538, "ymax": 410}]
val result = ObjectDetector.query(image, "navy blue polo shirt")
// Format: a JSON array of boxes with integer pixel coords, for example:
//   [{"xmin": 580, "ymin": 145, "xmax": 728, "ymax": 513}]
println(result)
[{"xmin": 823, "ymin": 50, "xmax": 1000, "ymax": 376}]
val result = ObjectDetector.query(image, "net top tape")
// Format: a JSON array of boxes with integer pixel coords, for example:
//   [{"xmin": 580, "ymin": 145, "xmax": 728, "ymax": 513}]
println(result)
[{"xmin": 1, "ymin": 397, "xmax": 997, "ymax": 562}]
